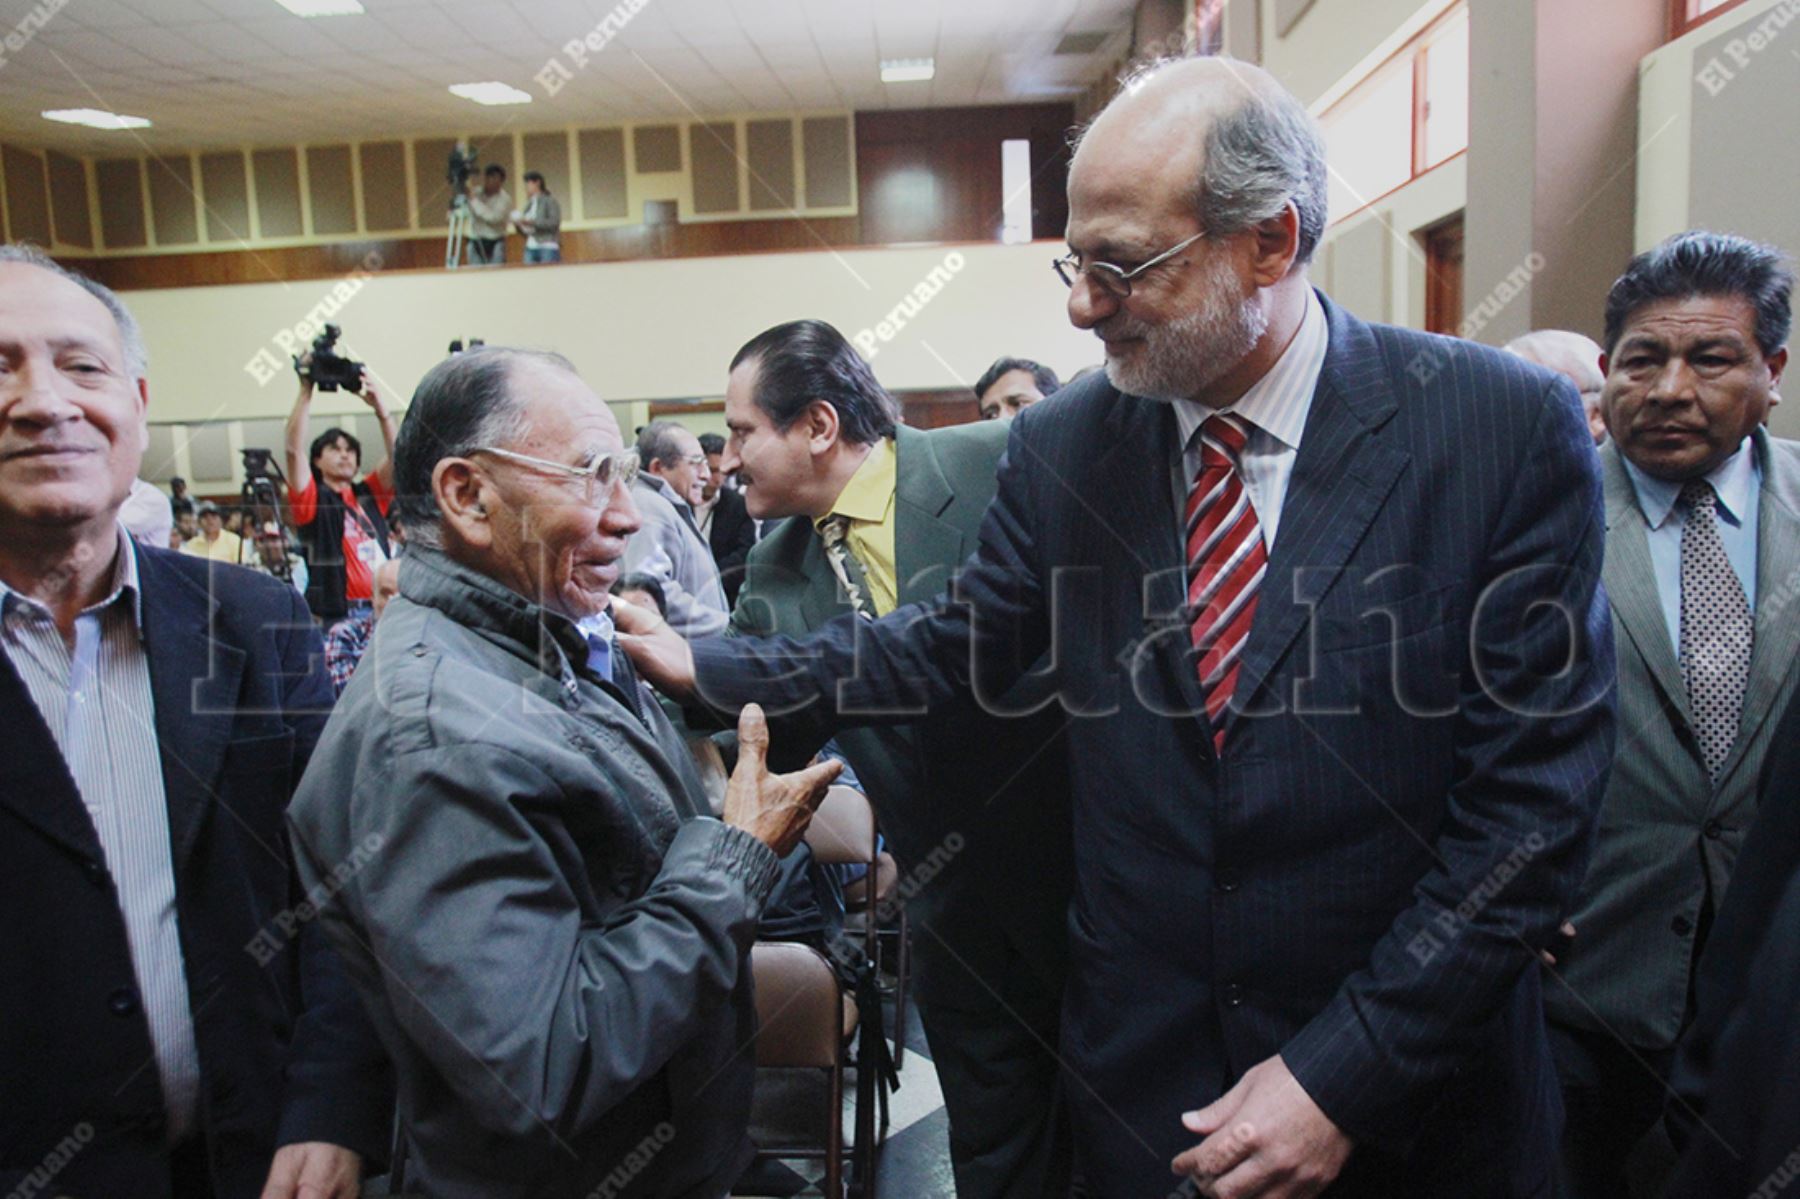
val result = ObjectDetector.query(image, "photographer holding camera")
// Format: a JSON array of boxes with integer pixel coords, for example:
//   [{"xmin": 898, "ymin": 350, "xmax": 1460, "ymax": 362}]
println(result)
[
  {"xmin": 284, "ymin": 348, "xmax": 395, "ymax": 628},
  {"xmin": 464, "ymin": 163, "xmax": 511, "ymax": 266}
]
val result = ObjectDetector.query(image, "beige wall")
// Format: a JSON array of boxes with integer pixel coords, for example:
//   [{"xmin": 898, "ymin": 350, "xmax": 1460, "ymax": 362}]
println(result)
[
  {"xmin": 1316, "ymin": 156, "xmax": 1466, "ymax": 328},
  {"xmin": 127, "ymin": 241, "xmax": 1098, "ymax": 479},
  {"xmin": 1261, "ymin": 0, "xmax": 1446, "ymax": 105}
]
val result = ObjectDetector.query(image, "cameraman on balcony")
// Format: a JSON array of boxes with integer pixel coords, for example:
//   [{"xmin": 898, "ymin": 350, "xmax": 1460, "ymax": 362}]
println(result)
[
  {"xmin": 284, "ymin": 352, "xmax": 395, "ymax": 631},
  {"xmin": 464, "ymin": 163, "xmax": 512, "ymax": 266}
]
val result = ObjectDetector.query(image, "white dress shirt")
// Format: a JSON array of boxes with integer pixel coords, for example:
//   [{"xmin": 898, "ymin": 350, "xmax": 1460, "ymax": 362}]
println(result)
[{"xmin": 1170, "ymin": 287, "xmax": 1330, "ymax": 551}]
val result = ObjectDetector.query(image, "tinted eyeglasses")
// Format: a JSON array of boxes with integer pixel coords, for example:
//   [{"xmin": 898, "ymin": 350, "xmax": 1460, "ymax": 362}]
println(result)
[{"xmin": 1052, "ymin": 231, "xmax": 1206, "ymax": 300}]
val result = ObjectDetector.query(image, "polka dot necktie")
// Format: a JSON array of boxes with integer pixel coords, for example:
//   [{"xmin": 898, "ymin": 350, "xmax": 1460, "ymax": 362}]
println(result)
[
  {"xmin": 1678, "ymin": 480, "xmax": 1754, "ymax": 783},
  {"xmin": 1186, "ymin": 414, "xmax": 1267, "ymax": 751}
]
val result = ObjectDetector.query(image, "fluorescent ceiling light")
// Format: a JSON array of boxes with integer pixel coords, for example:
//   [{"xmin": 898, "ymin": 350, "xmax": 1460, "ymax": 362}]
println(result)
[
  {"xmin": 448, "ymin": 81, "xmax": 533, "ymax": 106},
  {"xmin": 880, "ymin": 58, "xmax": 935, "ymax": 83},
  {"xmin": 274, "ymin": 0, "xmax": 366, "ymax": 14},
  {"xmin": 42, "ymin": 108, "xmax": 151, "ymax": 130}
]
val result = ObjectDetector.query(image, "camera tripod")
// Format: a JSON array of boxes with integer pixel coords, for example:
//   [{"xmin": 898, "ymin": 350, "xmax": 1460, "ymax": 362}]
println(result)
[{"xmin": 445, "ymin": 192, "xmax": 472, "ymax": 269}]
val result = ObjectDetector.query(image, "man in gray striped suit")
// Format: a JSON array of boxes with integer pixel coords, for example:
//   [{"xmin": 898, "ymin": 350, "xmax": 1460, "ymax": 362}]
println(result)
[{"xmin": 1548, "ymin": 231, "xmax": 1797, "ymax": 1197}]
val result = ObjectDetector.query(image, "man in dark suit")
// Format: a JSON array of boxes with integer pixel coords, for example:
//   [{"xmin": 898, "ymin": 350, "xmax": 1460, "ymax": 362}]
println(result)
[
  {"xmin": 0, "ymin": 245, "xmax": 390, "ymax": 1198},
  {"xmin": 1664, "ymin": 683, "xmax": 1800, "ymax": 1197},
  {"xmin": 1547, "ymin": 232, "xmax": 1797, "ymax": 1196},
  {"xmin": 715, "ymin": 319, "xmax": 1072, "ymax": 1199},
  {"xmin": 698, "ymin": 430, "xmax": 758, "ymax": 604},
  {"xmin": 621, "ymin": 58, "xmax": 1615, "ymax": 1198}
]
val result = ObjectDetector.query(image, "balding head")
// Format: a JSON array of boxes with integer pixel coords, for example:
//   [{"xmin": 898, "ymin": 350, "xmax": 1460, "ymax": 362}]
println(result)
[
  {"xmin": 1505, "ymin": 330, "xmax": 1606, "ymax": 444},
  {"xmin": 1074, "ymin": 57, "xmax": 1329, "ymax": 268},
  {"xmin": 1062, "ymin": 58, "xmax": 1328, "ymax": 407}
]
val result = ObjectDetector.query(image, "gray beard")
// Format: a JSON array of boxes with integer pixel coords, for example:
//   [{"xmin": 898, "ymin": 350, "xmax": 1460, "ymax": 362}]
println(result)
[{"xmin": 1103, "ymin": 257, "xmax": 1269, "ymax": 403}]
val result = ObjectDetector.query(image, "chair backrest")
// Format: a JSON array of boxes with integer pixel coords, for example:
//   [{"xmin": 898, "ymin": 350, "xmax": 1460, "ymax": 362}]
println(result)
[
  {"xmin": 751, "ymin": 941, "xmax": 844, "ymax": 1067},
  {"xmin": 805, "ymin": 784, "xmax": 876, "ymax": 866}
]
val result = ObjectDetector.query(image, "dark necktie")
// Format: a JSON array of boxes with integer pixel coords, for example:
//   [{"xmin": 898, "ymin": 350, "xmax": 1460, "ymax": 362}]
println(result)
[
  {"xmin": 819, "ymin": 514, "xmax": 878, "ymax": 620},
  {"xmin": 1186, "ymin": 413, "xmax": 1266, "ymax": 751},
  {"xmin": 1678, "ymin": 479, "xmax": 1754, "ymax": 782}
]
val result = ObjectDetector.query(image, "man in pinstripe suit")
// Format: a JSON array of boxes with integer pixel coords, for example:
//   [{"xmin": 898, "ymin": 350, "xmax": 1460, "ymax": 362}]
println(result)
[
  {"xmin": 622, "ymin": 57, "xmax": 1616, "ymax": 1197},
  {"xmin": 0, "ymin": 246, "xmax": 389, "ymax": 1199}
]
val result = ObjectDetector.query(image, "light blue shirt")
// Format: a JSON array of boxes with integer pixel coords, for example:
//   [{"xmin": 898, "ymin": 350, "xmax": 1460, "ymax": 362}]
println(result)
[
  {"xmin": 1621, "ymin": 439, "xmax": 1761, "ymax": 652},
  {"xmin": 578, "ymin": 608, "xmax": 615, "ymax": 684}
]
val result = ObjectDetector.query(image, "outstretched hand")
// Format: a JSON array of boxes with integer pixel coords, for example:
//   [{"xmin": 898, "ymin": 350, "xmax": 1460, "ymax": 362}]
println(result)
[
  {"xmin": 614, "ymin": 596, "xmax": 698, "ymax": 699},
  {"xmin": 724, "ymin": 704, "xmax": 841, "ymax": 856}
]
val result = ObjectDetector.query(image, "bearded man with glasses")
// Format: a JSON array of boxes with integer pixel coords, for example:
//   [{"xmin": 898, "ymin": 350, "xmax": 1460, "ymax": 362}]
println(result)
[
  {"xmin": 622, "ymin": 56, "xmax": 1616, "ymax": 1198},
  {"xmin": 287, "ymin": 346, "xmax": 840, "ymax": 1198}
]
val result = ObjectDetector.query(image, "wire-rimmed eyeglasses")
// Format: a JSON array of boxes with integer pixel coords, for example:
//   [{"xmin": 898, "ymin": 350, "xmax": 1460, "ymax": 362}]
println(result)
[{"xmin": 1052, "ymin": 231, "xmax": 1206, "ymax": 300}]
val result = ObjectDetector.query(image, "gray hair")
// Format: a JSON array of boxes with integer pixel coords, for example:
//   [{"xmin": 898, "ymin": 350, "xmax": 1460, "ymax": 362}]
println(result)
[
  {"xmin": 635, "ymin": 419, "xmax": 692, "ymax": 471},
  {"xmin": 1094, "ymin": 57, "xmax": 1330, "ymax": 266},
  {"xmin": 392, "ymin": 347, "xmax": 563, "ymax": 547},
  {"xmin": 0, "ymin": 243, "xmax": 149, "ymax": 376}
]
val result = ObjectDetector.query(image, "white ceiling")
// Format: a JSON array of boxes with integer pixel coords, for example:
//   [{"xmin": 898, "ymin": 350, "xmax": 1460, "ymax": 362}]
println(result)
[{"xmin": 0, "ymin": 0, "xmax": 1138, "ymax": 156}]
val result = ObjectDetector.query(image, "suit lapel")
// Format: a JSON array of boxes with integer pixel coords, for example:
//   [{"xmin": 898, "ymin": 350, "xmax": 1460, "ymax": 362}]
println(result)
[
  {"xmin": 893, "ymin": 427, "xmax": 966, "ymax": 606},
  {"xmin": 1078, "ymin": 393, "xmax": 1207, "ymax": 723},
  {"xmin": 138, "ymin": 552, "xmax": 243, "ymax": 871},
  {"xmin": 1225, "ymin": 298, "xmax": 1409, "ymax": 732},
  {"xmin": 0, "ymin": 649, "xmax": 106, "ymax": 862},
  {"xmin": 1599, "ymin": 443, "xmax": 1692, "ymax": 725},
  {"xmin": 1717, "ymin": 430, "xmax": 1800, "ymax": 788}
]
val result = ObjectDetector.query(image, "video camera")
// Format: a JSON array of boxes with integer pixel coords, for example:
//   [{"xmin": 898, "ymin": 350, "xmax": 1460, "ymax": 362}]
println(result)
[
  {"xmin": 447, "ymin": 141, "xmax": 479, "ymax": 192},
  {"xmin": 294, "ymin": 323, "xmax": 364, "ymax": 394}
]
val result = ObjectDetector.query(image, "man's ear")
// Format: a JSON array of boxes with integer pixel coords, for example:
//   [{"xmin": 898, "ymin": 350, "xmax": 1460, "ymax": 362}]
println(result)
[
  {"xmin": 1248, "ymin": 202, "xmax": 1303, "ymax": 287},
  {"xmin": 804, "ymin": 399, "xmax": 841, "ymax": 454},
  {"xmin": 434, "ymin": 458, "xmax": 493, "ymax": 548}
]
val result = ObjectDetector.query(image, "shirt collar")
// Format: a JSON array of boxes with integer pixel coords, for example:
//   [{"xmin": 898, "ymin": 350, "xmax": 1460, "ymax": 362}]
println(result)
[
  {"xmin": 0, "ymin": 523, "xmax": 142, "ymax": 629},
  {"xmin": 577, "ymin": 608, "xmax": 615, "ymax": 683},
  {"xmin": 817, "ymin": 436, "xmax": 897, "ymax": 529},
  {"xmin": 1622, "ymin": 436, "xmax": 1760, "ymax": 531},
  {"xmin": 1173, "ymin": 287, "xmax": 1329, "ymax": 454}
]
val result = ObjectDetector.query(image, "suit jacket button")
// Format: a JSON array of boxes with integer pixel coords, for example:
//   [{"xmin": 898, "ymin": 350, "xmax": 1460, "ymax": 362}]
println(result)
[
  {"xmin": 1222, "ymin": 983, "xmax": 1244, "ymax": 1008},
  {"xmin": 84, "ymin": 859, "xmax": 110, "ymax": 886},
  {"xmin": 1671, "ymin": 915, "xmax": 1694, "ymax": 936},
  {"xmin": 108, "ymin": 986, "xmax": 139, "ymax": 1016},
  {"xmin": 1215, "ymin": 872, "xmax": 1240, "ymax": 893},
  {"xmin": 1704, "ymin": 820, "xmax": 1724, "ymax": 840}
]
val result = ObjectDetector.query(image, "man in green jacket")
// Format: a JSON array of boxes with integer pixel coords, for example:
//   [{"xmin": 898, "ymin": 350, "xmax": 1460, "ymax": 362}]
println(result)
[{"xmin": 715, "ymin": 320, "xmax": 1074, "ymax": 1198}]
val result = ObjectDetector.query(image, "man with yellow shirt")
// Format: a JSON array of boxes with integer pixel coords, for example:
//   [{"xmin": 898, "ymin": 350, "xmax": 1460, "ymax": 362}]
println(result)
[
  {"xmin": 717, "ymin": 320, "xmax": 1073, "ymax": 1199},
  {"xmin": 180, "ymin": 501, "xmax": 243, "ymax": 564}
]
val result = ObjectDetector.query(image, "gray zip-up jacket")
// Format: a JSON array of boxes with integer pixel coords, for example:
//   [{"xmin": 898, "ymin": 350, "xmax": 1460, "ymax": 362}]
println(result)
[
  {"xmin": 288, "ymin": 546, "xmax": 779, "ymax": 1198},
  {"xmin": 622, "ymin": 474, "xmax": 729, "ymax": 638}
]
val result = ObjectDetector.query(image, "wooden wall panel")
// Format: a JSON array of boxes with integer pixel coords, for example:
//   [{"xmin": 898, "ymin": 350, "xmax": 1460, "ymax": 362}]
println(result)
[
  {"xmin": 200, "ymin": 152, "xmax": 250, "ymax": 243},
  {"xmin": 690, "ymin": 122, "xmax": 740, "ymax": 215},
  {"xmin": 148, "ymin": 156, "xmax": 198, "ymax": 246},
  {"xmin": 3, "ymin": 146, "xmax": 52, "ymax": 246},
  {"xmin": 46, "ymin": 150, "xmax": 91, "ymax": 248},
  {"xmin": 578, "ymin": 128, "xmax": 628, "ymax": 220},
  {"xmin": 801, "ymin": 116, "xmax": 852, "ymax": 208},
  {"xmin": 253, "ymin": 149, "xmax": 302, "ymax": 238},
  {"xmin": 746, "ymin": 119, "xmax": 795, "ymax": 212},
  {"xmin": 635, "ymin": 125, "xmax": 681, "ymax": 173},
  {"xmin": 306, "ymin": 145, "xmax": 355, "ymax": 235},
  {"xmin": 520, "ymin": 131, "xmax": 570, "ymax": 205},
  {"xmin": 96, "ymin": 158, "xmax": 147, "ymax": 249},
  {"xmin": 358, "ymin": 141, "xmax": 409, "ymax": 232},
  {"xmin": 76, "ymin": 105, "xmax": 1078, "ymax": 292},
  {"xmin": 413, "ymin": 138, "xmax": 458, "ymax": 230}
]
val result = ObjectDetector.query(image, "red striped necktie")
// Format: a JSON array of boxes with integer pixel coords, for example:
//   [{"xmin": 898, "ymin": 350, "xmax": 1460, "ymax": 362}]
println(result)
[{"xmin": 1185, "ymin": 413, "xmax": 1267, "ymax": 750}]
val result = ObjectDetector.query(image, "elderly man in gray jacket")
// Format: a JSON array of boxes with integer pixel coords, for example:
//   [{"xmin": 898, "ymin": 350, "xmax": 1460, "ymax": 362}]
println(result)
[
  {"xmin": 287, "ymin": 348, "xmax": 839, "ymax": 1199},
  {"xmin": 622, "ymin": 420, "xmax": 729, "ymax": 638}
]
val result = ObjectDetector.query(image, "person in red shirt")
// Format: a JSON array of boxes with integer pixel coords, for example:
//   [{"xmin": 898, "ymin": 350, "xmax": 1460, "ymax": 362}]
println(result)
[{"xmin": 283, "ymin": 354, "xmax": 398, "ymax": 624}]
